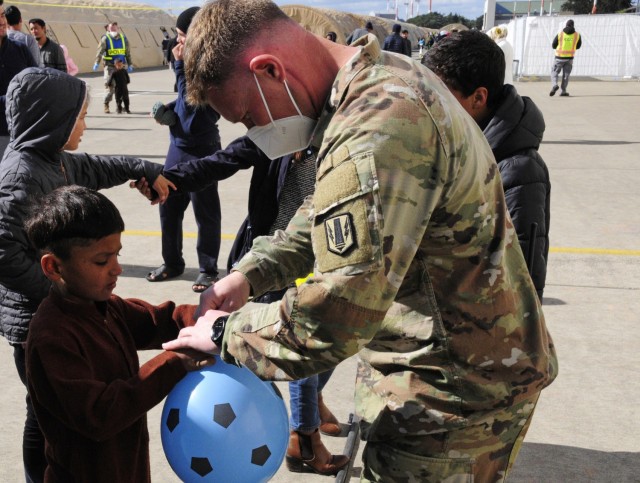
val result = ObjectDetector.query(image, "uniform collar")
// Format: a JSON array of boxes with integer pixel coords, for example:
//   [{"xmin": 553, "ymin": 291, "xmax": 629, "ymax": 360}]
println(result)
[{"xmin": 310, "ymin": 34, "xmax": 382, "ymax": 151}]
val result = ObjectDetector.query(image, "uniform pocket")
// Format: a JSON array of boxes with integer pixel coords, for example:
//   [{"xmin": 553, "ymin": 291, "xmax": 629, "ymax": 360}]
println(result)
[{"xmin": 312, "ymin": 152, "xmax": 382, "ymax": 274}]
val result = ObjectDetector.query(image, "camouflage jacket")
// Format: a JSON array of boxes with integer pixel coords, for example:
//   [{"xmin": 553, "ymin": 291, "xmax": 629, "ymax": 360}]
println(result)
[{"xmin": 222, "ymin": 36, "xmax": 558, "ymax": 439}]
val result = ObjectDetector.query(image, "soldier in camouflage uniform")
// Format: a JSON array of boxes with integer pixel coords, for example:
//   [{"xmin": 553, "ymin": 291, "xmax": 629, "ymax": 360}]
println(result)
[{"xmin": 163, "ymin": 1, "xmax": 558, "ymax": 481}]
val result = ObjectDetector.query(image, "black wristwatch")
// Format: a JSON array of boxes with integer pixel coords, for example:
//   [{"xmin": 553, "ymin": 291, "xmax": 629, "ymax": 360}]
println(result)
[{"xmin": 210, "ymin": 315, "xmax": 229, "ymax": 347}]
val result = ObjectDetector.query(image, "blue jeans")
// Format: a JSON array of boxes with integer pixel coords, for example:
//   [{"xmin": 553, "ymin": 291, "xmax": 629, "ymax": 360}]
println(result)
[{"xmin": 289, "ymin": 369, "xmax": 335, "ymax": 433}]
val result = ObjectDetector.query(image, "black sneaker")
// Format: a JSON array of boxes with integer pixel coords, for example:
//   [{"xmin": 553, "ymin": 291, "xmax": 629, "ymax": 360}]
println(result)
[
  {"xmin": 549, "ymin": 86, "xmax": 559, "ymax": 96},
  {"xmin": 559, "ymin": 92, "xmax": 570, "ymax": 97}
]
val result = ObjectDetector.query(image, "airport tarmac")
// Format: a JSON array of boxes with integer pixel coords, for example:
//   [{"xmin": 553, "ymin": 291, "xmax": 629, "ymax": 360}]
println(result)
[{"xmin": 0, "ymin": 67, "xmax": 638, "ymax": 482}]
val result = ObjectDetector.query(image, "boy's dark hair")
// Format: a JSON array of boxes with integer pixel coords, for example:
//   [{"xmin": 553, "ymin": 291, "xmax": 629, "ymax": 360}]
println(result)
[
  {"xmin": 28, "ymin": 18, "xmax": 46, "ymax": 28},
  {"xmin": 5, "ymin": 6, "xmax": 22, "ymax": 26},
  {"xmin": 25, "ymin": 186, "xmax": 125, "ymax": 260},
  {"xmin": 422, "ymin": 30, "xmax": 505, "ymax": 109}
]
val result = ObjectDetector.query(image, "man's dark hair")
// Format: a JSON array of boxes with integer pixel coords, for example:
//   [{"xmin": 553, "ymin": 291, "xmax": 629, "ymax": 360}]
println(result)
[
  {"xmin": 25, "ymin": 186, "xmax": 125, "ymax": 260},
  {"xmin": 28, "ymin": 18, "xmax": 45, "ymax": 28},
  {"xmin": 392, "ymin": 23, "xmax": 401, "ymax": 33},
  {"xmin": 5, "ymin": 5, "xmax": 22, "ymax": 26},
  {"xmin": 422, "ymin": 30, "xmax": 505, "ymax": 109},
  {"xmin": 365, "ymin": 21, "xmax": 373, "ymax": 30}
]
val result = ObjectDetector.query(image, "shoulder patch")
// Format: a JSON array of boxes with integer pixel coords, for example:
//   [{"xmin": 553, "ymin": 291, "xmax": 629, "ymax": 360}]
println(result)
[{"xmin": 325, "ymin": 213, "xmax": 355, "ymax": 255}]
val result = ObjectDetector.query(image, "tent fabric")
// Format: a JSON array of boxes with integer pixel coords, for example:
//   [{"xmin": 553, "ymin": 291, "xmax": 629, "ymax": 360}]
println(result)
[
  {"xmin": 281, "ymin": 5, "xmax": 436, "ymax": 45},
  {"xmin": 505, "ymin": 14, "xmax": 640, "ymax": 78},
  {"xmin": 10, "ymin": 0, "xmax": 175, "ymax": 73}
]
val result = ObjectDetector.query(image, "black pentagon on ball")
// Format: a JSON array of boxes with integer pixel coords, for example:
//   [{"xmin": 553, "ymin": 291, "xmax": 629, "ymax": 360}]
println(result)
[
  {"xmin": 213, "ymin": 402, "xmax": 236, "ymax": 428},
  {"xmin": 166, "ymin": 408, "xmax": 180, "ymax": 432},
  {"xmin": 251, "ymin": 445, "xmax": 272, "ymax": 466},
  {"xmin": 190, "ymin": 456, "xmax": 213, "ymax": 476}
]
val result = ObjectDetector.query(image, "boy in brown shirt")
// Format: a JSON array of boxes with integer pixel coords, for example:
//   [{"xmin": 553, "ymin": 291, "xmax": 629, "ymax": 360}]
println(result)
[{"xmin": 24, "ymin": 185, "xmax": 213, "ymax": 482}]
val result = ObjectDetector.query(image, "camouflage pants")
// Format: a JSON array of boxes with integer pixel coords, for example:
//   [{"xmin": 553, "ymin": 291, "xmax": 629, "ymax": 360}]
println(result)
[
  {"xmin": 102, "ymin": 64, "xmax": 116, "ymax": 104},
  {"xmin": 360, "ymin": 394, "xmax": 540, "ymax": 482}
]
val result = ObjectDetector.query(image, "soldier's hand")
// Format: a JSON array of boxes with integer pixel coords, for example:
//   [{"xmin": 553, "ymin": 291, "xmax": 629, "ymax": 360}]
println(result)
[
  {"xmin": 163, "ymin": 310, "xmax": 228, "ymax": 355},
  {"xmin": 195, "ymin": 271, "xmax": 251, "ymax": 317},
  {"xmin": 92, "ymin": 63, "xmax": 99, "ymax": 71}
]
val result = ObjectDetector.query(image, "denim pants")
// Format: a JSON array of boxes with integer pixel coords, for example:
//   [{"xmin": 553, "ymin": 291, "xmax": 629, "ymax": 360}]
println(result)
[
  {"xmin": 13, "ymin": 344, "xmax": 46, "ymax": 483},
  {"xmin": 289, "ymin": 369, "xmax": 335, "ymax": 433}
]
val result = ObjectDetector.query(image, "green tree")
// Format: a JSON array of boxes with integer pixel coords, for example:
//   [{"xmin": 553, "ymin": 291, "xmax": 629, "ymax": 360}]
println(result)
[
  {"xmin": 408, "ymin": 12, "xmax": 478, "ymax": 29},
  {"xmin": 561, "ymin": 0, "xmax": 631, "ymax": 13}
]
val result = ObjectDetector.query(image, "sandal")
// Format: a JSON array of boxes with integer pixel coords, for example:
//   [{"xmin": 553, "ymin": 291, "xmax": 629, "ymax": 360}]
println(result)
[
  {"xmin": 192, "ymin": 272, "xmax": 218, "ymax": 293},
  {"xmin": 146, "ymin": 264, "xmax": 184, "ymax": 282}
]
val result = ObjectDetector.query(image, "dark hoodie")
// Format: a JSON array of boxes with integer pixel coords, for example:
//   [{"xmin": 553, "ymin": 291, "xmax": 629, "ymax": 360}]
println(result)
[
  {"xmin": 0, "ymin": 68, "xmax": 163, "ymax": 344},
  {"xmin": 483, "ymin": 84, "xmax": 550, "ymax": 299},
  {"xmin": 552, "ymin": 22, "xmax": 581, "ymax": 58}
]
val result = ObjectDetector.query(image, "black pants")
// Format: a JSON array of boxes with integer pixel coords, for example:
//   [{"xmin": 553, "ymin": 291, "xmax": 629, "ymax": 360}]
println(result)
[
  {"xmin": 115, "ymin": 89, "xmax": 129, "ymax": 111},
  {"xmin": 13, "ymin": 343, "xmax": 46, "ymax": 483}
]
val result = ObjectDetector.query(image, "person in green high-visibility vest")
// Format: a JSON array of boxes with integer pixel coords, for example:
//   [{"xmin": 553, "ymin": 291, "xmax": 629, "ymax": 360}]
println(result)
[
  {"xmin": 93, "ymin": 22, "xmax": 133, "ymax": 113},
  {"xmin": 550, "ymin": 19, "xmax": 582, "ymax": 97}
]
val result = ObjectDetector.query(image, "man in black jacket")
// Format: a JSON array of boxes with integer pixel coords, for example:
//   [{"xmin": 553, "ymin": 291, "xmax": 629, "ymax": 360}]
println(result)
[
  {"xmin": 382, "ymin": 23, "xmax": 409, "ymax": 55},
  {"xmin": 423, "ymin": 30, "xmax": 551, "ymax": 300}
]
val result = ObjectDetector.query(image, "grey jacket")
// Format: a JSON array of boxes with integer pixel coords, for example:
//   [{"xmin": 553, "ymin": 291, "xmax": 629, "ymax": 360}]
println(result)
[
  {"xmin": 0, "ymin": 68, "xmax": 162, "ymax": 343},
  {"xmin": 7, "ymin": 29, "xmax": 43, "ymax": 67}
]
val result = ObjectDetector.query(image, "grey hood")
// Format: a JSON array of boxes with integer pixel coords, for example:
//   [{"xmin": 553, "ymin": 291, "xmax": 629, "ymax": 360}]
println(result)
[{"xmin": 6, "ymin": 67, "xmax": 86, "ymax": 153}]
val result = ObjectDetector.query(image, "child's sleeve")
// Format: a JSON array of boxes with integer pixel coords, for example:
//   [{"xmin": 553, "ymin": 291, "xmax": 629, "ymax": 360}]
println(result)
[
  {"xmin": 27, "ymin": 309, "xmax": 189, "ymax": 441},
  {"xmin": 112, "ymin": 297, "xmax": 197, "ymax": 350},
  {"xmin": 65, "ymin": 152, "xmax": 163, "ymax": 188}
]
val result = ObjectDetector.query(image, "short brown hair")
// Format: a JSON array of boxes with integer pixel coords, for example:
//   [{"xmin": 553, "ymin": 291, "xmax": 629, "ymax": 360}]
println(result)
[{"xmin": 184, "ymin": 0, "xmax": 291, "ymax": 106}]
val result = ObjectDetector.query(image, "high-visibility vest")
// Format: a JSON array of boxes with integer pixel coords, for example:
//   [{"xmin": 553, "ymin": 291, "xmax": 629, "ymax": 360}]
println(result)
[
  {"xmin": 104, "ymin": 34, "xmax": 127, "ymax": 61},
  {"xmin": 555, "ymin": 32, "xmax": 579, "ymax": 58}
]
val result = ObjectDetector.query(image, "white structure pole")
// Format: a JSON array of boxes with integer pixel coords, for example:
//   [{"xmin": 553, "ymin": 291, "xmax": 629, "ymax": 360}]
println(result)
[{"xmin": 483, "ymin": 0, "xmax": 497, "ymax": 30}]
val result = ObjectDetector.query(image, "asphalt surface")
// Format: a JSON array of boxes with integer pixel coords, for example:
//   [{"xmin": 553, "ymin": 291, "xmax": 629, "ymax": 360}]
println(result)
[{"xmin": 0, "ymin": 67, "xmax": 638, "ymax": 482}]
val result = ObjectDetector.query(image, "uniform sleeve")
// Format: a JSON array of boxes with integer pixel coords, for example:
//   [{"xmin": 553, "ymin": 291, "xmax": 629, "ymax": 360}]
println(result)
[
  {"xmin": 222, "ymin": 76, "xmax": 452, "ymax": 380},
  {"xmin": 65, "ymin": 152, "xmax": 163, "ymax": 188},
  {"xmin": 125, "ymin": 36, "xmax": 132, "ymax": 66},
  {"xmin": 94, "ymin": 37, "xmax": 106, "ymax": 65},
  {"xmin": 26, "ymin": 299, "xmax": 195, "ymax": 441}
]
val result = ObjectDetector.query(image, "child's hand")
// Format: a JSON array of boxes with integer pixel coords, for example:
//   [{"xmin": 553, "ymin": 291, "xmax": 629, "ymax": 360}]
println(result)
[
  {"xmin": 129, "ymin": 177, "xmax": 152, "ymax": 200},
  {"xmin": 152, "ymin": 175, "xmax": 176, "ymax": 204},
  {"xmin": 171, "ymin": 349, "xmax": 216, "ymax": 372}
]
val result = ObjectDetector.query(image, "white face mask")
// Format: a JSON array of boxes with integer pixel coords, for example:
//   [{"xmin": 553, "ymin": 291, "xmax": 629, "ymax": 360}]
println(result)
[
  {"xmin": 246, "ymin": 74, "xmax": 317, "ymax": 160},
  {"xmin": 108, "ymin": 31, "xmax": 119, "ymax": 38}
]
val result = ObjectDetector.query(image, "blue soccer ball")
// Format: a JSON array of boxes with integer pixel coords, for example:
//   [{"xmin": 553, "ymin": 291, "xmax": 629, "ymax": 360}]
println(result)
[{"xmin": 161, "ymin": 356, "xmax": 289, "ymax": 482}]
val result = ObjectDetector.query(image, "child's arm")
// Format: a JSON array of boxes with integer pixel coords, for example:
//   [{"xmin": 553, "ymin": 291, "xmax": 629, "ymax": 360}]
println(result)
[
  {"xmin": 26, "ymin": 299, "xmax": 212, "ymax": 441},
  {"xmin": 64, "ymin": 152, "xmax": 164, "ymax": 193}
]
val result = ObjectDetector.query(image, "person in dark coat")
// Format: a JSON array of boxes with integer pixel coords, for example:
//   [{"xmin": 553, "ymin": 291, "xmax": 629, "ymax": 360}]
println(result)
[
  {"xmin": 382, "ymin": 23, "xmax": 410, "ymax": 55},
  {"xmin": 423, "ymin": 30, "xmax": 550, "ymax": 300},
  {"xmin": 147, "ymin": 6, "xmax": 223, "ymax": 293},
  {"xmin": 0, "ymin": 67, "xmax": 170, "ymax": 483}
]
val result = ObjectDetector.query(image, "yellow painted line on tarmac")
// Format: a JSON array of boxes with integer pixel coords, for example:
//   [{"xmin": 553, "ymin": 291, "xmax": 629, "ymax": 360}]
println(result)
[
  {"xmin": 124, "ymin": 230, "xmax": 640, "ymax": 256},
  {"xmin": 549, "ymin": 247, "xmax": 640, "ymax": 256}
]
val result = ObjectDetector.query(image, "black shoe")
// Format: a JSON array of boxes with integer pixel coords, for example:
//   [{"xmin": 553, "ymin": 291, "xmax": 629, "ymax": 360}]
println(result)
[
  {"xmin": 549, "ymin": 86, "xmax": 559, "ymax": 96},
  {"xmin": 559, "ymin": 92, "xmax": 570, "ymax": 97}
]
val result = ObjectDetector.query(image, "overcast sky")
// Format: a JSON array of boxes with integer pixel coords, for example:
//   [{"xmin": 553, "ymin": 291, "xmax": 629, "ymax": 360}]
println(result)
[{"xmin": 151, "ymin": 0, "xmax": 486, "ymax": 21}]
